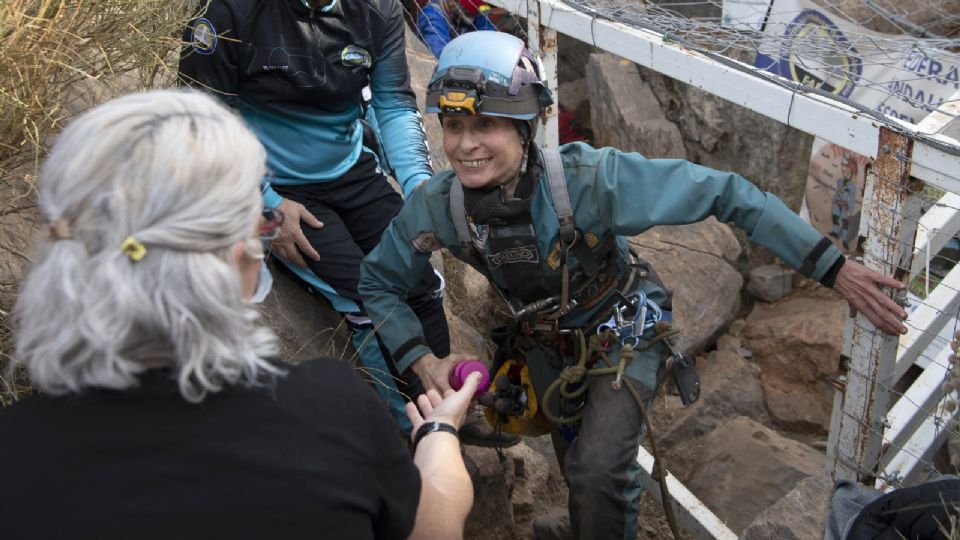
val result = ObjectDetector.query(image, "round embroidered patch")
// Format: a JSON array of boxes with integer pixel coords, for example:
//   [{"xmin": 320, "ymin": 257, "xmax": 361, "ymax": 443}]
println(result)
[
  {"xmin": 191, "ymin": 18, "xmax": 218, "ymax": 55},
  {"xmin": 341, "ymin": 45, "xmax": 372, "ymax": 68}
]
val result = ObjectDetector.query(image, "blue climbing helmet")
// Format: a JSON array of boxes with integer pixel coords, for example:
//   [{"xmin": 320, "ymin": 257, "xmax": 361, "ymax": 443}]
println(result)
[{"xmin": 426, "ymin": 31, "xmax": 554, "ymax": 121}]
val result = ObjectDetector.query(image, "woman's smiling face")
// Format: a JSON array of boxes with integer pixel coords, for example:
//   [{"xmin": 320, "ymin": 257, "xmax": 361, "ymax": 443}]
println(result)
[{"xmin": 441, "ymin": 115, "xmax": 525, "ymax": 190}]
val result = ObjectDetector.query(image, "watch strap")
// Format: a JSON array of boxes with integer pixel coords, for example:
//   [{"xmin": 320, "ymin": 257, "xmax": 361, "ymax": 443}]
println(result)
[{"xmin": 412, "ymin": 420, "xmax": 459, "ymax": 452}]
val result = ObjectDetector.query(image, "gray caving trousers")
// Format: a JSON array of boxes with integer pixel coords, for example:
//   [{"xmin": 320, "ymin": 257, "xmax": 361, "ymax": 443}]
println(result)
[{"xmin": 525, "ymin": 336, "xmax": 664, "ymax": 540}]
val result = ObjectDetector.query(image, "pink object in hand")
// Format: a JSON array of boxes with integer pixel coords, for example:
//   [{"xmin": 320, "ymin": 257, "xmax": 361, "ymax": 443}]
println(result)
[{"xmin": 448, "ymin": 360, "xmax": 491, "ymax": 396}]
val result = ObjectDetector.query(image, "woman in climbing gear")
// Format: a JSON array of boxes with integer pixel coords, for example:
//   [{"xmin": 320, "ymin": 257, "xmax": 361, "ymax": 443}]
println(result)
[{"xmin": 359, "ymin": 31, "xmax": 908, "ymax": 540}]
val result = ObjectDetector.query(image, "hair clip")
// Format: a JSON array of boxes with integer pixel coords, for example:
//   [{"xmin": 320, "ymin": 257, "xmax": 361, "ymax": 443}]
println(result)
[{"xmin": 120, "ymin": 236, "xmax": 147, "ymax": 262}]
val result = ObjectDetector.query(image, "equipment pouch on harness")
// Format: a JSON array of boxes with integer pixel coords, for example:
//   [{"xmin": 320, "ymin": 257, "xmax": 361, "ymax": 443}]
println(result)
[
  {"xmin": 671, "ymin": 354, "xmax": 700, "ymax": 406},
  {"xmin": 478, "ymin": 359, "xmax": 551, "ymax": 436},
  {"xmin": 657, "ymin": 315, "xmax": 701, "ymax": 406},
  {"xmin": 478, "ymin": 326, "xmax": 552, "ymax": 436}
]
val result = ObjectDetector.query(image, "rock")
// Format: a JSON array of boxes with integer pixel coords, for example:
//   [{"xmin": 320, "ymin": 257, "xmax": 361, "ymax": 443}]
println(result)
[
  {"xmin": 557, "ymin": 32, "xmax": 599, "ymax": 84},
  {"xmin": 739, "ymin": 474, "xmax": 832, "ymax": 540},
  {"xmin": 532, "ymin": 511, "xmax": 573, "ymax": 540},
  {"xmin": 447, "ymin": 312, "xmax": 493, "ymax": 362},
  {"xmin": 404, "ymin": 26, "xmax": 446, "ymax": 169},
  {"xmin": 629, "ymin": 218, "xmax": 743, "ymax": 354},
  {"xmin": 663, "ymin": 349, "xmax": 768, "ymax": 446},
  {"xmin": 443, "ymin": 253, "xmax": 504, "ymax": 343},
  {"xmin": 258, "ymin": 260, "xmax": 351, "ymax": 363},
  {"xmin": 715, "ymin": 333, "xmax": 742, "ymax": 353},
  {"xmin": 681, "ymin": 416, "xmax": 826, "ymax": 534},
  {"xmin": 747, "ymin": 264, "xmax": 796, "ymax": 303},
  {"xmin": 557, "ymin": 77, "xmax": 588, "ymax": 112},
  {"xmin": 743, "ymin": 292, "xmax": 847, "ymax": 433},
  {"xmin": 728, "ymin": 319, "xmax": 747, "ymax": 338},
  {"xmin": 637, "ymin": 65, "xmax": 813, "ymax": 213},
  {"xmin": 465, "ymin": 446, "xmax": 518, "ymax": 540},
  {"xmin": 586, "ymin": 52, "xmax": 686, "ymax": 158},
  {"xmin": 557, "ymin": 77, "xmax": 591, "ymax": 134},
  {"xmin": 465, "ymin": 440, "xmax": 568, "ymax": 540},
  {"xmin": 507, "ymin": 443, "xmax": 567, "ymax": 532}
]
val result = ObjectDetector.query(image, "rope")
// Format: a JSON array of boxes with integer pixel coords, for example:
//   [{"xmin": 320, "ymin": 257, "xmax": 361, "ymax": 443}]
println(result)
[{"xmin": 538, "ymin": 323, "xmax": 685, "ymax": 539}]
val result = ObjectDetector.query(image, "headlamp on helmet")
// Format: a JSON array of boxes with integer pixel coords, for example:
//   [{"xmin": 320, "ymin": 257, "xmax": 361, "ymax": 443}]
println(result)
[
  {"xmin": 437, "ymin": 67, "xmax": 484, "ymax": 116},
  {"xmin": 426, "ymin": 31, "xmax": 553, "ymax": 122}
]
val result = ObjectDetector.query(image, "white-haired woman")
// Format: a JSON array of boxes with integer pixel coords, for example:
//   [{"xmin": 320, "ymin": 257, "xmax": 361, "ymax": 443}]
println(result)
[{"xmin": 0, "ymin": 90, "xmax": 475, "ymax": 540}]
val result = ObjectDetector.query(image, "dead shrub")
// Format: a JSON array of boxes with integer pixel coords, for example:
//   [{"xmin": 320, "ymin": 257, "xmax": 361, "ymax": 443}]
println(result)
[{"xmin": 0, "ymin": 0, "xmax": 195, "ymax": 403}]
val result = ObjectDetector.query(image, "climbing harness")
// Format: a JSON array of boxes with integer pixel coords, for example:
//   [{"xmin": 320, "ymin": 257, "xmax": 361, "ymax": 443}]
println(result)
[{"xmin": 449, "ymin": 148, "xmax": 620, "ymax": 321}]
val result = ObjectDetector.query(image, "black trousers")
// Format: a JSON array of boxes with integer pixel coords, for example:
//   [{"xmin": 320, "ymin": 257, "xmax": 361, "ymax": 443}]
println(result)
[{"xmin": 273, "ymin": 151, "xmax": 449, "ymax": 395}]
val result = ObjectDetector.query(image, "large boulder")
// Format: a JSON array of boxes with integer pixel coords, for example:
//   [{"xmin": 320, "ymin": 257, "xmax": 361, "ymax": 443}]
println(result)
[
  {"xmin": 629, "ymin": 217, "xmax": 743, "ymax": 354},
  {"xmin": 679, "ymin": 416, "xmax": 826, "ymax": 534},
  {"xmin": 465, "ymin": 440, "xmax": 568, "ymax": 540},
  {"xmin": 258, "ymin": 261, "xmax": 351, "ymax": 363},
  {"xmin": 742, "ymin": 286, "xmax": 847, "ymax": 434},
  {"xmin": 636, "ymin": 65, "xmax": 814, "ymax": 213},
  {"xmin": 586, "ymin": 52, "xmax": 686, "ymax": 158},
  {"xmin": 442, "ymin": 253, "xmax": 505, "ymax": 348},
  {"xmin": 581, "ymin": 39, "xmax": 813, "ymax": 214},
  {"xmin": 739, "ymin": 474, "xmax": 832, "ymax": 540},
  {"xmin": 663, "ymin": 346, "xmax": 769, "ymax": 446},
  {"xmin": 448, "ymin": 312, "xmax": 493, "ymax": 362}
]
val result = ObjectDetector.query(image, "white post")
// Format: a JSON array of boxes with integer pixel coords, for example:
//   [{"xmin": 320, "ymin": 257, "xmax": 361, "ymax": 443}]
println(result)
[
  {"xmin": 526, "ymin": 0, "xmax": 559, "ymax": 148},
  {"xmin": 827, "ymin": 127, "xmax": 923, "ymax": 483}
]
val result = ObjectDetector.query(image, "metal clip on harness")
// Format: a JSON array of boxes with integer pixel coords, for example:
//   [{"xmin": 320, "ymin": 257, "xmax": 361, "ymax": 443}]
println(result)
[{"xmin": 595, "ymin": 291, "xmax": 662, "ymax": 347}]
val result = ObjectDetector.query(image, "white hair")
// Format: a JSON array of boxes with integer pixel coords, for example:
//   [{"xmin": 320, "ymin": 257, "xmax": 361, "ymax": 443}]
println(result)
[{"xmin": 13, "ymin": 89, "xmax": 281, "ymax": 402}]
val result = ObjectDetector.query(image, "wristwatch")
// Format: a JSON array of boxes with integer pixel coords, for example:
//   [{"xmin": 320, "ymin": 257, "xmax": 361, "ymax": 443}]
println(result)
[{"xmin": 412, "ymin": 420, "xmax": 459, "ymax": 451}]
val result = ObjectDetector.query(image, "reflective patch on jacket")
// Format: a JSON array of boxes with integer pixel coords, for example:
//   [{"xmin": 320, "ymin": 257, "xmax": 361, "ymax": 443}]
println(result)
[
  {"xmin": 488, "ymin": 245, "xmax": 539, "ymax": 269},
  {"xmin": 411, "ymin": 232, "xmax": 443, "ymax": 253},
  {"xmin": 341, "ymin": 45, "xmax": 372, "ymax": 68}
]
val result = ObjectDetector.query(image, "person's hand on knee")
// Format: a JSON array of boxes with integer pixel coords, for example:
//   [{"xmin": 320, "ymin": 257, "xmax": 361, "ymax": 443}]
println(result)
[{"xmin": 271, "ymin": 198, "xmax": 323, "ymax": 267}]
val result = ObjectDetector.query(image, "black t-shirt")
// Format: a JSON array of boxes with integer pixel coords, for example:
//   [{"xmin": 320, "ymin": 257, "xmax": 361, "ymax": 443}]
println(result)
[{"xmin": 0, "ymin": 357, "xmax": 420, "ymax": 540}]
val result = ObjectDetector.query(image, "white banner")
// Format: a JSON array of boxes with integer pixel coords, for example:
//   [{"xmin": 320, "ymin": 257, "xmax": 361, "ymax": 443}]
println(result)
[{"xmin": 754, "ymin": 0, "xmax": 960, "ymax": 253}]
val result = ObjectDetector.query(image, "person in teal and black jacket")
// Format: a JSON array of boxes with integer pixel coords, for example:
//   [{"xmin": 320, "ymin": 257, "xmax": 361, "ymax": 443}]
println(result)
[
  {"xmin": 359, "ymin": 31, "xmax": 909, "ymax": 540},
  {"xmin": 177, "ymin": 0, "xmax": 454, "ymax": 436}
]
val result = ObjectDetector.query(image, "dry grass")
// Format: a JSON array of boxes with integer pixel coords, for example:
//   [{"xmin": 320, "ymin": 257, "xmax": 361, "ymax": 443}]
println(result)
[
  {"xmin": 0, "ymin": 0, "xmax": 196, "ymax": 404},
  {"xmin": 1, "ymin": 0, "xmax": 193, "ymax": 166}
]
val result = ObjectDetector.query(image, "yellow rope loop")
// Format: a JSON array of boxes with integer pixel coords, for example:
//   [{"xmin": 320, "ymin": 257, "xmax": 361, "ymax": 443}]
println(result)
[{"xmin": 559, "ymin": 364, "xmax": 589, "ymax": 399}]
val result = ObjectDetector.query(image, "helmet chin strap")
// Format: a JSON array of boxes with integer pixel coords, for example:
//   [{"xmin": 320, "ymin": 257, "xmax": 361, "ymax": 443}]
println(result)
[{"xmin": 501, "ymin": 137, "xmax": 533, "ymax": 200}]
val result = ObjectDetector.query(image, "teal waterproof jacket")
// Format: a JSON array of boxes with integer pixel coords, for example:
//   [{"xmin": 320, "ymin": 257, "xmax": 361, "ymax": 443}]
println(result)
[{"xmin": 359, "ymin": 142, "xmax": 843, "ymax": 372}]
